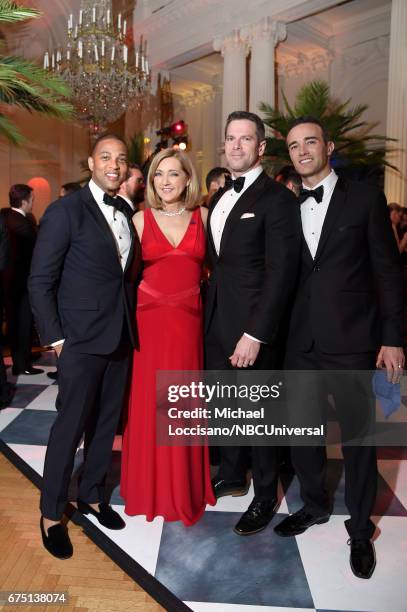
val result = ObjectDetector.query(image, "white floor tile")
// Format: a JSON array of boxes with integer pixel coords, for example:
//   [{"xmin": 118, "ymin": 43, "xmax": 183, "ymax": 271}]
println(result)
[
  {"xmin": 0, "ymin": 408, "xmax": 23, "ymax": 432},
  {"xmin": 88, "ymin": 505, "xmax": 164, "ymax": 575},
  {"xmin": 8, "ymin": 443, "xmax": 47, "ymax": 476},
  {"xmin": 26, "ymin": 385, "xmax": 58, "ymax": 411},
  {"xmin": 378, "ymin": 459, "xmax": 407, "ymax": 510},
  {"xmin": 297, "ymin": 514, "xmax": 407, "ymax": 611},
  {"xmin": 206, "ymin": 482, "xmax": 289, "ymax": 514},
  {"xmin": 9, "ymin": 366, "xmax": 56, "ymax": 386}
]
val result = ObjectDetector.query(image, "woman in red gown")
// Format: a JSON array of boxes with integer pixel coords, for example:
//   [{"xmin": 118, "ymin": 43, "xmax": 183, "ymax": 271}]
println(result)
[{"xmin": 121, "ymin": 149, "xmax": 215, "ymax": 525}]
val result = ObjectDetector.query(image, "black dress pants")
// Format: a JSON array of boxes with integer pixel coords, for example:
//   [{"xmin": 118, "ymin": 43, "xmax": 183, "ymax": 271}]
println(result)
[
  {"xmin": 5, "ymin": 280, "xmax": 33, "ymax": 371},
  {"xmin": 285, "ymin": 345, "xmax": 377, "ymax": 539},
  {"xmin": 40, "ymin": 332, "xmax": 131, "ymax": 520},
  {"xmin": 205, "ymin": 308, "xmax": 279, "ymax": 501}
]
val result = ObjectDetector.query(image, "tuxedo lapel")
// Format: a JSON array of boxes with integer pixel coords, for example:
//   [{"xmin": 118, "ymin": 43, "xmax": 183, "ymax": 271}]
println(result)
[
  {"xmin": 314, "ymin": 177, "xmax": 347, "ymax": 262},
  {"xmin": 219, "ymin": 172, "xmax": 269, "ymax": 255},
  {"xmin": 124, "ymin": 213, "xmax": 136, "ymax": 275},
  {"xmin": 207, "ymin": 186, "xmax": 227, "ymax": 258},
  {"xmin": 81, "ymin": 185, "xmax": 124, "ymax": 272}
]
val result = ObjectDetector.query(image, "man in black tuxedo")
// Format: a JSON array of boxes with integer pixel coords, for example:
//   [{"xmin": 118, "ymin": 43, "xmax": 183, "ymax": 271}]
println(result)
[
  {"xmin": 1, "ymin": 184, "xmax": 43, "ymax": 376},
  {"xmin": 29, "ymin": 134, "xmax": 141, "ymax": 559},
  {"xmin": 205, "ymin": 111, "xmax": 301, "ymax": 535},
  {"xmin": 0, "ymin": 216, "xmax": 14, "ymax": 407},
  {"xmin": 274, "ymin": 116, "xmax": 404, "ymax": 579}
]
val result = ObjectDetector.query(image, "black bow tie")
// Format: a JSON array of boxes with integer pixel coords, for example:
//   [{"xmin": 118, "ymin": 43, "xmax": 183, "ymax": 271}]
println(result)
[
  {"xmin": 298, "ymin": 186, "xmax": 324, "ymax": 204},
  {"xmin": 103, "ymin": 193, "xmax": 134, "ymax": 220},
  {"xmin": 225, "ymin": 175, "xmax": 245, "ymax": 193}
]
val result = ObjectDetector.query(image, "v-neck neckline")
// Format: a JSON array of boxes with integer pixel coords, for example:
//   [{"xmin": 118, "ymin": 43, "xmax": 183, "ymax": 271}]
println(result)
[{"xmin": 149, "ymin": 208, "xmax": 194, "ymax": 249}]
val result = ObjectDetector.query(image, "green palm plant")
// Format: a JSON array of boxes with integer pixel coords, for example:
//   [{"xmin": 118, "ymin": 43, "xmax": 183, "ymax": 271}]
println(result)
[
  {"xmin": 260, "ymin": 80, "xmax": 397, "ymax": 177},
  {"xmin": 0, "ymin": 0, "xmax": 73, "ymax": 144}
]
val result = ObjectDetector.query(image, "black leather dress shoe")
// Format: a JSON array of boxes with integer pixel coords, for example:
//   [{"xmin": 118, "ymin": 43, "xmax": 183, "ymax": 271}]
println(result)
[
  {"xmin": 211, "ymin": 476, "xmax": 249, "ymax": 499},
  {"xmin": 348, "ymin": 538, "xmax": 376, "ymax": 579},
  {"xmin": 274, "ymin": 506, "xmax": 330, "ymax": 537},
  {"xmin": 47, "ymin": 370, "xmax": 58, "ymax": 381},
  {"xmin": 234, "ymin": 498, "xmax": 278, "ymax": 535},
  {"xmin": 77, "ymin": 500, "xmax": 125, "ymax": 530},
  {"xmin": 40, "ymin": 517, "xmax": 73, "ymax": 559},
  {"xmin": 12, "ymin": 366, "xmax": 44, "ymax": 376}
]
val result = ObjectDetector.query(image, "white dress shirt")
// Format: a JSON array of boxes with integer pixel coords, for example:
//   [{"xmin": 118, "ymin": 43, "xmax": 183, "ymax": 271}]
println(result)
[
  {"xmin": 88, "ymin": 179, "xmax": 132, "ymax": 271},
  {"xmin": 300, "ymin": 169, "xmax": 338, "ymax": 259},
  {"xmin": 11, "ymin": 207, "xmax": 26, "ymax": 217},
  {"xmin": 210, "ymin": 165, "xmax": 263, "ymax": 255}
]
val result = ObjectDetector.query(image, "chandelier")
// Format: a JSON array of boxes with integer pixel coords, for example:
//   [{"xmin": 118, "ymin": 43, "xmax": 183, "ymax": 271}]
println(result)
[{"xmin": 43, "ymin": 0, "xmax": 151, "ymax": 133}]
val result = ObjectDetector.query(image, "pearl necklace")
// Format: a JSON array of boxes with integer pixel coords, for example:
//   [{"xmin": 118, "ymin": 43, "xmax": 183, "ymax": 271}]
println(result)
[{"xmin": 158, "ymin": 206, "xmax": 186, "ymax": 217}]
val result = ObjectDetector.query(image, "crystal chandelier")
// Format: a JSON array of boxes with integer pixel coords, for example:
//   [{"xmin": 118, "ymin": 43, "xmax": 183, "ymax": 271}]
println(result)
[{"xmin": 43, "ymin": 0, "xmax": 150, "ymax": 133}]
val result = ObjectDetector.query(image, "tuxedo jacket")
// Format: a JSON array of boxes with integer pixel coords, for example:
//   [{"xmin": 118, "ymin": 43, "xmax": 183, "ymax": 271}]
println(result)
[
  {"xmin": 287, "ymin": 177, "xmax": 403, "ymax": 355},
  {"xmin": 0, "ymin": 208, "xmax": 36, "ymax": 285},
  {"xmin": 0, "ymin": 215, "xmax": 10, "ymax": 273},
  {"xmin": 28, "ymin": 185, "xmax": 141, "ymax": 354},
  {"xmin": 205, "ymin": 171, "xmax": 302, "ymax": 355}
]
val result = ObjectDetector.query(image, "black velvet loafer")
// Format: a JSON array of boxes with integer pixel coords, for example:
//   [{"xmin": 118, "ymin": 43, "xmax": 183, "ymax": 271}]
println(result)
[
  {"xmin": 40, "ymin": 517, "xmax": 73, "ymax": 559},
  {"xmin": 77, "ymin": 500, "xmax": 125, "ymax": 530}
]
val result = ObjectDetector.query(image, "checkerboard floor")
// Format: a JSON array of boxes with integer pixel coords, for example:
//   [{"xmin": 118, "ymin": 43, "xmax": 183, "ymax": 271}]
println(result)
[{"xmin": 1, "ymin": 351, "xmax": 406, "ymax": 612}]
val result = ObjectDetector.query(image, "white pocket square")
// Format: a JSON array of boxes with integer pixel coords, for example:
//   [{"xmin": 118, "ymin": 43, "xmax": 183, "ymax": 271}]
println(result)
[{"xmin": 240, "ymin": 213, "xmax": 255, "ymax": 219}]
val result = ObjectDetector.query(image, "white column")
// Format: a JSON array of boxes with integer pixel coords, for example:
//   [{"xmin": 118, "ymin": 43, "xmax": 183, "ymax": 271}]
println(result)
[
  {"xmin": 213, "ymin": 30, "xmax": 249, "ymax": 137},
  {"xmin": 384, "ymin": 0, "xmax": 407, "ymax": 205},
  {"xmin": 248, "ymin": 18, "xmax": 286, "ymax": 116}
]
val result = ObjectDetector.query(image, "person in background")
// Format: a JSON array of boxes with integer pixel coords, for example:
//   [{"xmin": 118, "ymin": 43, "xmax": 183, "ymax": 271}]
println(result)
[
  {"xmin": 202, "ymin": 167, "xmax": 231, "ymax": 206},
  {"xmin": 60, "ymin": 182, "xmax": 82, "ymax": 198},
  {"xmin": 388, "ymin": 202, "xmax": 407, "ymax": 253},
  {"xmin": 1, "ymin": 184, "xmax": 43, "ymax": 376},
  {"xmin": 275, "ymin": 165, "xmax": 302, "ymax": 197},
  {"xmin": 117, "ymin": 163, "xmax": 145, "ymax": 211},
  {"xmin": 0, "ymin": 216, "xmax": 14, "ymax": 407}
]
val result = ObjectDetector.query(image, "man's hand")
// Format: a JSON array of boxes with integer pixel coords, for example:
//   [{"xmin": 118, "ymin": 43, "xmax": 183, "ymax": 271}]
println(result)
[
  {"xmin": 229, "ymin": 335, "xmax": 260, "ymax": 368},
  {"xmin": 376, "ymin": 346, "xmax": 405, "ymax": 384},
  {"xmin": 54, "ymin": 342, "xmax": 64, "ymax": 358}
]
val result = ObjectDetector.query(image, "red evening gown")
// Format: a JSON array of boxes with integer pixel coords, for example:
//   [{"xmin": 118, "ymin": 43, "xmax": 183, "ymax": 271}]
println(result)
[{"xmin": 121, "ymin": 207, "xmax": 215, "ymax": 525}]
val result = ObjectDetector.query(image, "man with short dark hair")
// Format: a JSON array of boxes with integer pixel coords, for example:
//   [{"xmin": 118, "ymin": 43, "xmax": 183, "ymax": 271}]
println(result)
[
  {"xmin": 29, "ymin": 133, "xmax": 141, "ymax": 559},
  {"xmin": 117, "ymin": 163, "xmax": 145, "ymax": 211},
  {"xmin": 1, "ymin": 184, "xmax": 43, "ymax": 376},
  {"xmin": 205, "ymin": 167, "xmax": 231, "ymax": 202},
  {"xmin": 205, "ymin": 110, "xmax": 301, "ymax": 535},
  {"xmin": 60, "ymin": 182, "xmax": 82, "ymax": 198},
  {"xmin": 275, "ymin": 165, "xmax": 302, "ymax": 197},
  {"xmin": 274, "ymin": 116, "xmax": 404, "ymax": 579}
]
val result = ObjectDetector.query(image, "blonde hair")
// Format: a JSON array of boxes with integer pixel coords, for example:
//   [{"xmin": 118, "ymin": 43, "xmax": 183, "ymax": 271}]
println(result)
[{"xmin": 146, "ymin": 148, "xmax": 200, "ymax": 210}]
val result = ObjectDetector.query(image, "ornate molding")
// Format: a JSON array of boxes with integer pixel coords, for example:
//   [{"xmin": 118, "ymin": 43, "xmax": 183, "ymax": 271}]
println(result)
[
  {"xmin": 213, "ymin": 30, "xmax": 249, "ymax": 57},
  {"xmin": 278, "ymin": 49, "xmax": 334, "ymax": 77},
  {"xmin": 247, "ymin": 17, "xmax": 287, "ymax": 47},
  {"xmin": 175, "ymin": 86, "xmax": 215, "ymax": 108}
]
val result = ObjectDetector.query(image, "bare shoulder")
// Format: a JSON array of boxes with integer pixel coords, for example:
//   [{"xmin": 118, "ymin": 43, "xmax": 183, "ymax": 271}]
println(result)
[
  {"xmin": 132, "ymin": 210, "xmax": 144, "ymax": 240},
  {"xmin": 199, "ymin": 205, "xmax": 208, "ymax": 229}
]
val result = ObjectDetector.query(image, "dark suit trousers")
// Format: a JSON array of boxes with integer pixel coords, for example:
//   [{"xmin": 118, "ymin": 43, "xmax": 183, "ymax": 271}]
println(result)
[
  {"xmin": 285, "ymin": 345, "xmax": 377, "ymax": 539},
  {"xmin": 4, "ymin": 279, "xmax": 33, "ymax": 371},
  {"xmin": 40, "ymin": 330, "xmax": 131, "ymax": 520},
  {"xmin": 205, "ymin": 307, "xmax": 279, "ymax": 501}
]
